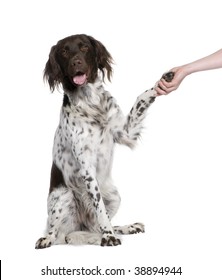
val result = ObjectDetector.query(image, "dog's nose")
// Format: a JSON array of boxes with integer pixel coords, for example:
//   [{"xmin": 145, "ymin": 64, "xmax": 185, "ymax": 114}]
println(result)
[{"xmin": 72, "ymin": 57, "xmax": 82, "ymax": 67}]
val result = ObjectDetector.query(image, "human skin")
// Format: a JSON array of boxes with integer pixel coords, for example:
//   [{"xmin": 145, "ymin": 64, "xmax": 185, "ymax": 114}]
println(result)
[{"xmin": 156, "ymin": 48, "xmax": 222, "ymax": 95}]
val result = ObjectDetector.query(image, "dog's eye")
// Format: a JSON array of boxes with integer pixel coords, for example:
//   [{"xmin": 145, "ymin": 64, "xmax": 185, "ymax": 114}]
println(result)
[
  {"xmin": 80, "ymin": 46, "xmax": 89, "ymax": 52},
  {"xmin": 61, "ymin": 47, "xmax": 69, "ymax": 57}
]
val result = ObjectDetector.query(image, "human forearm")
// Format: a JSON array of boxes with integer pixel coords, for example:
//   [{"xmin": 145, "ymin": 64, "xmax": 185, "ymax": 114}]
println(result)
[
  {"xmin": 183, "ymin": 49, "xmax": 222, "ymax": 74},
  {"xmin": 156, "ymin": 48, "xmax": 222, "ymax": 95}
]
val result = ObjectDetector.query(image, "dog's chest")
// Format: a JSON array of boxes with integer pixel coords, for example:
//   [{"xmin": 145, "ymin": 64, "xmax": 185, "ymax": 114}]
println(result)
[
  {"xmin": 53, "ymin": 99, "xmax": 117, "ymax": 186},
  {"xmin": 64, "ymin": 102, "xmax": 115, "ymax": 146}
]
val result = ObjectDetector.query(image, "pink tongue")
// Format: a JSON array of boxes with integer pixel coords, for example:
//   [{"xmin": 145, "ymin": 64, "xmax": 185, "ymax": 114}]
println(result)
[{"xmin": 73, "ymin": 74, "xmax": 87, "ymax": 85}]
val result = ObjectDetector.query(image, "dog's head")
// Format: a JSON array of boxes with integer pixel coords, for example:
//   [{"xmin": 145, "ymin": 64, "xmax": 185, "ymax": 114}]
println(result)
[{"xmin": 44, "ymin": 34, "xmax": 113, "ymax": 92}]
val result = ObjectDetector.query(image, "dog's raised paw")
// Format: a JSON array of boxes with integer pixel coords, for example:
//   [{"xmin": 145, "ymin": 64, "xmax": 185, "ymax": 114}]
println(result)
[{"xmin": 162, "ymin": 71, "xmax": 174, "ymax": 82}]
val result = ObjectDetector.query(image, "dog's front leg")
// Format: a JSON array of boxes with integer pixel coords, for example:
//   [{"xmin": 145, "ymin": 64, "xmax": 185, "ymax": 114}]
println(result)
[
  {"xmin": 124, "ymin": 88, "xmax": 156, "ymax": 138},
  {"xmin": 72, "ymin": 144, "xmax": 121, "ymax": 246},
  {"xmin": 82, "ymin": 171, "xmax": 121, "ymax": 246},
  {"xmin": 113, "ymin": 88, "xmax": 157, "ymax": 148},
  {"xmin": 117, "ymin": 72, "xmax": 175, "ymax": 147}
]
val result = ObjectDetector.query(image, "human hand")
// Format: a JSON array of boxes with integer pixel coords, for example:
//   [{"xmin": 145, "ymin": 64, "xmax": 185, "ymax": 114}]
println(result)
[{"xmin": 155, "ymin": 66, "xmax": 187, "ymax": 95}]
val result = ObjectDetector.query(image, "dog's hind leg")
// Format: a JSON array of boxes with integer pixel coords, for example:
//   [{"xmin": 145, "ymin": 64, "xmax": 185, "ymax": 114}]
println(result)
[
  {"xmin": 101, "ymin": 182, "xmax": 121, "ymax": 220},
  {"xmin": 65, "ymin": 231, "xmax": 102, "ymax": 245},
  {"xmin": 114, "ymin": 223, "xmax": 145, "ymax": 235},
  {"xmin": 65, "ymin": 223, "xmax": 144, "ymax": 245},
  {"xmin": 35, "ymin": 186, "xmax": 79, "ymax": 249}
]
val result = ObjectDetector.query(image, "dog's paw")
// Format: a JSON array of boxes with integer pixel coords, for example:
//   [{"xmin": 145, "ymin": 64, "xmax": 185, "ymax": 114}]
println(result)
[
  {"xmin": 157, "ymin": 71, "xmax": 175, "ymax": 91},
  {"xmin": 114, "ymin": 222, "xmax": 145, "ymax": 234},
  {"xmin": 162, "ymin": 71, "xmax": 174, "ymax": 82},
  {"xmin": 35, "ymin": 237, "xmax": 52, "ymax": 249},
  {"xmin": 128, "ymin": 222, "xmax": 145, "ymax": 234},
  {"xmin": 101, "ymin": 234, "xmax": 121, "ymax": 246}
]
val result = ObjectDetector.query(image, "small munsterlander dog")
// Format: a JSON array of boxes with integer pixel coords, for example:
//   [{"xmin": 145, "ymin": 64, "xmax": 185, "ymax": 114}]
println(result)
[{"xmin": 35, "ymin": 34, "xmax": 173, "ymax": 248}]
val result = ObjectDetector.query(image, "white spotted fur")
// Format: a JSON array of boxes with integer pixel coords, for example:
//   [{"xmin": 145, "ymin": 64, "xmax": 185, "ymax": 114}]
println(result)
[{"xmin": 35, "ymin": 76, "xmax": 157, "ymax": 248}]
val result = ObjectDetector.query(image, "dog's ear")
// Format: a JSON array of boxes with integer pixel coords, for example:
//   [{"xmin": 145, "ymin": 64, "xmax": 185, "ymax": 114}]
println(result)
[
  {"xmin": 88, "ymin": 36, "xmax": 113, "ymax": 82},
  {"xmin": 44, "ymin": 45, "xmax": 62, "ymax": 92}
]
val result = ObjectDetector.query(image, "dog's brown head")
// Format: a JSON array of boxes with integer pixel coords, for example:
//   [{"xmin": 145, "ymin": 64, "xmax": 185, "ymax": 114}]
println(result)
[{"xmin": 44, "ymin": 34, "xmax": 113, "ymax": 92}]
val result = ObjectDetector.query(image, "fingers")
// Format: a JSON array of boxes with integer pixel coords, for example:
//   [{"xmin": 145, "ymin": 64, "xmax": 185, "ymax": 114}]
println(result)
[
  {"xmin": 155, "ymin": 81, "xmax": 167, "ymax": 95},
  {"xmin": 155, "ymin": 79, "xmax": 175, "ymax": 95},
  {"xmin": 155, "ymin": 68, "xmax": 183, "ymax": 96}
]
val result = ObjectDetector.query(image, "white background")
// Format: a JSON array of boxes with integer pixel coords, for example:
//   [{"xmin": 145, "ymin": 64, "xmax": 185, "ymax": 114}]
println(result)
[{"xmin": 1, "ymin": 0, "xmax": 222, "ymax": 279}]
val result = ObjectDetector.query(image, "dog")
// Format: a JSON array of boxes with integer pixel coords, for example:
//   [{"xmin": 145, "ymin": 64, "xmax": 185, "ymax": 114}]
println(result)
[{"xmin": 35, "ymin": 34, "xmax": 173, "ymax": 248}]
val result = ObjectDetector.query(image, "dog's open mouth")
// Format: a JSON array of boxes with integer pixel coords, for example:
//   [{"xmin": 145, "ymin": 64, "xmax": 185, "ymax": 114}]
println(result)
[{"xmin": 73, "ymin": 72, "xmax": 87, "ymax": 86}]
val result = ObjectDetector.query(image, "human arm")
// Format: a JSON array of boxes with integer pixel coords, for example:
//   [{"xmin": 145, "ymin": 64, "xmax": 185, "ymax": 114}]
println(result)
[{"xmin": 156, "ymin": 48, "xmax": 222, "ymax": 95}]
